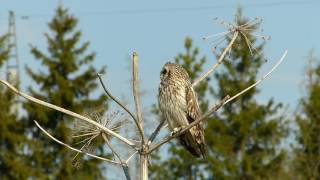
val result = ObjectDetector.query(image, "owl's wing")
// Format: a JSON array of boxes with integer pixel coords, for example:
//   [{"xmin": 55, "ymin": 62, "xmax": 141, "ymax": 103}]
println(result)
[
  {"xmin": 185, "ymin": 85, "xmax": 207, "ymax": 159},
  {"xmin": 185, "ymin": 85, "xmax": 201, "ymax": 123}
]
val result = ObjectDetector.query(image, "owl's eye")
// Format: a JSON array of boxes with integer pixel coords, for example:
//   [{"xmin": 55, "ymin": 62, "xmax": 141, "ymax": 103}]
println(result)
[{"xmin": 161, "ymin": 68, "xmax": 168, "ymax": 75}]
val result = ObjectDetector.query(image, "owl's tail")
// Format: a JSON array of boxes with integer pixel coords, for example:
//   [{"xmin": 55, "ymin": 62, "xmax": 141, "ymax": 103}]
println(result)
[{"xmin": 179, "ymin": 131, "xmax": 207, "ymax": 159}]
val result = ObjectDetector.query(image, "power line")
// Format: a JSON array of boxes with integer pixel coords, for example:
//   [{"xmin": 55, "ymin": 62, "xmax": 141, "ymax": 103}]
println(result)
[{"xmin": 0, "ymin": 0, "xmax": 317, "ymax": 19}]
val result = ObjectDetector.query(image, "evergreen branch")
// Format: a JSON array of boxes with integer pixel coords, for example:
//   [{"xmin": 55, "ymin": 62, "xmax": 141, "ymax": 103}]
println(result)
[
  {"xmin": 102, "ymin": 133, "xmax": 131, "ymax": 180},
  {"xmin": 33, "ymin": 120, "xmax": 120, "ymax": 165},
  {"xmin": 0, "ymin": 80, "xmax": 136, "ymax": 149},
  {"xmin": 148, "ymin": 95, "xmax": 230, "ymax": 154},
  {"xmin": 192, "ymin": 31, "xmax": 239, "ymax": 87},
  {"xmin": 132, "ymin": 52, "xmax": 145, "ymax": 144},
  {"xmin": 97, "ymin": 73, "xmax": 143, "ymax": 140},
  {"xmin": 148, "ymin": 49, "xmax": 288, "ymax": 153}
]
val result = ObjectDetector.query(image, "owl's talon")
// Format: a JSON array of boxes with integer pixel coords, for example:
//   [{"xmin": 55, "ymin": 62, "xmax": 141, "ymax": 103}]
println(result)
[{"xmin": 170, "ymin": 127, "xmax": 184, "ymax": 136}]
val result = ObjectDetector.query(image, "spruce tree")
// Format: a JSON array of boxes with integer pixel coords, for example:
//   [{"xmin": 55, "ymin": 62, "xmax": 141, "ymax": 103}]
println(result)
[
  {"xmin": 23, "ymin": 6, "xmax": 107, "ymax": 179},
  {"xmin": 206, "ymin": 10, "xmax": 286, "ymax": 179},
  {"xmin": 0, "ymin": 34, "xmax": 33, "ymax": 179},
  {"xmin": 294, "ymin": 52, "xmax": 320, "ymax": 179}
]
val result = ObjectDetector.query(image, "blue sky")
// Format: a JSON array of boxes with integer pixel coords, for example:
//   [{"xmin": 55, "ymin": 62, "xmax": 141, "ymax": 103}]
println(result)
[
  {"xmin": 0, "ymin": 0, "xmax": 319, "ymax": 111},
  {"xmin": 0, "ymin": 0, "xmax": 319, "ymax": 178}
]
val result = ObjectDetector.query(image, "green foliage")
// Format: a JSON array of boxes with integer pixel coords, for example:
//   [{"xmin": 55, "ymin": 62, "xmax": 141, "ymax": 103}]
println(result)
[
  {"xmin": 0, "ymin": 34, "xmax": 34, "ymax": 180},
  {"xmin": 294, "ymin": 52, "xmax": 320, "ymax": 179},
  {"xmin": 23, "ymin": 6, "xmax": 107, "ymax": 179},
  {"xmin": 206, "ymin": 9, "xmax": 286, "ymax": 179},
  {"xmin": 150, "ymin": 9, "xmax": 287, "ymax": 179}
]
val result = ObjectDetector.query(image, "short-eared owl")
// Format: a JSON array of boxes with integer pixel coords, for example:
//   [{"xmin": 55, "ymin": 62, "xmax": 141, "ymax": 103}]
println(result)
[{"xmin": 158, "ymin": 62, "xmax": 207, "ymax": 158}]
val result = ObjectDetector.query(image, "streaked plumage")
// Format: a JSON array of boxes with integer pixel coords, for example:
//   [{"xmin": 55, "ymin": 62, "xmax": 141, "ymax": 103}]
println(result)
[{"xmin": 158, "ymin": 62, "xmax": 207, "ymax": 158}]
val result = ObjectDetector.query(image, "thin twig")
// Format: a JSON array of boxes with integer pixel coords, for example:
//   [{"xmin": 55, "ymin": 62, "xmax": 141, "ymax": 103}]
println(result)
[
  {"xmin": 193, "ymin": 31, "xmax": 239, "ymax": 87},
  {"xmin": 148, "ymin": 49, "xmax": 288, "ymax": 153},
  {"xmin": 223, "ymin": 50, "xmax": 288, "ymax": 105},
  {"xmin": 97, "ymin": 74, "xmax": 140, "ymax": 131},
  {"xmin": 33, "ymin": 120, "xmax": 120, "ymax": 165},
  {"xmin": 147, "ymin": 119, "xmax": 166, "ymax": 145},
  {"xmin": 102, "ymin": 133, "xmax": 132, "ymax": 180},
  {"xmin": 132, "ymin": 52, "xmax": 145, "ymax": 144},
  {"xmin": 102, "ymin": 133, "xmax": 123, "ymax": 162},
  {"xmin": 0, "ymin": 80, "xmax": 136, "ymax": 149},
  {"xmin": 148, "ymin": 95, "xmax": 230, "ymax": 154},
  {"xmin": 126, "ymin": 151, "xmax": 138, "ymax": 164}
]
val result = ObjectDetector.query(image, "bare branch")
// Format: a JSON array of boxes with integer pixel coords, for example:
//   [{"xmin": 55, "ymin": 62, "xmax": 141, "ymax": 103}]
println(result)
[
  {"xmin": 193, "ymin": 31, "xmax": 239, "ymax": 87},
  {"xmin": 132, "ymin": 52, "xmax": 145, "ymax": 143},
  {"xmin": 102, "ymin": 133, "xmax": 123, "ymax": 163},
  {"xmin": 126, "ymin": 151, "xmax": 138, "ymax": 164},
  {"xmin": 0, "ymin": 80, "xmax": 136, "ymax": 149},
  {"xmin": 102, "ymin": 133, "xmax": 132, "ymax": 180},
  {"xmin": 97, "ymin": 73, "xmax": 144, "ymax": 141},
  {"xmin": 147, "ymin": 119, "xmax": 166, "ymax": 145},
  {"xmin": 224, "ymin": 50, "xmax": 288, "ymax": 105},
  {"xmin": 33, "ymin": 120, "xmax": 120, "ymax": 165},
  {"xmin": 148, "ymin": 48, "xmax": 288, "ymax": 153},
  {"xmin": 148, "ymin": 95, "xmax": 230, "ymax": 154}
]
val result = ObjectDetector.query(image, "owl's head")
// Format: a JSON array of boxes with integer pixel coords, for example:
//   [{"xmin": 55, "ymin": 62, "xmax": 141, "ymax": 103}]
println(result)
[{"xmin": 160, "ymin": 62, "xmax": 189, "ymax": 83}]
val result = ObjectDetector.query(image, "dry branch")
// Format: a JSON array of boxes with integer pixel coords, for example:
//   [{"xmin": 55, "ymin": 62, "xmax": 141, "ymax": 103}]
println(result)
[
  {"xmin": 33, "ymin": 120, "xmax": 120, "ymax": 165},
  {"xmin": 132, "ymin": 52, "xmax": 145, "ymax": 144},
  {"xmin": 0, "ymin": 80, "xmax": 136, "ymax": 149},
  {"xmin": 102, "ymin": 133, "xmax": 131, "ymax": 180},
  {"xmin": 192, "ymin": 31, "xmax": 239, "ymax": 87},
  {"xmin": 97, "ymin": 73, "xmax": 144, "ymax": 143},
  {"xmin": 147, "ymin": 119, "xmax": 166, "ymax": 145}
]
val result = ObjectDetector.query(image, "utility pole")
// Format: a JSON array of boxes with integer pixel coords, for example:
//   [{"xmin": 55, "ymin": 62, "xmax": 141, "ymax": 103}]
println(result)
[
  {"xmin": 6, "ymin": 10, "xmax": 20, "ymax": 88},
  {"xmin": 6, "ymin": 10, "xmax": 20, "ymax": 114}
]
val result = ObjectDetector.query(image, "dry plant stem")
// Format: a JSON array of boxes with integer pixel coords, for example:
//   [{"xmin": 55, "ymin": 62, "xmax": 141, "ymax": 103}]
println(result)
[
  {"xmin": 147, "ymin": 119, "xmax": 166, "ymax": 144},
  {"xmin": 132, "ymin": 52, "xmax": 148, "ymax": 180},
  {"xmin": 97, "ymin": 74, "xmax": 136, "ymax": 121},
  {"xmin": 126, "ymin": 151, "xmax": 138, "ymax": 164},
  {"xmin": 97, "ymin": 74, "xmax": 144, "ymax": 141},
  {"xmin": 224, "ymin": 49, "xmax": 288, "ymax": 105},
  {"xmin": 102, "ymin": 133, "xmax": 131, "ymax": 180},
  {"xmin": 132, "ymin": 52, "xmax": 145, "ymax": 143},
  {"xmin": 33, "ymin": 120, "xmax": 120, "ymax": 165},
  {"xmin": 192, "ymin": 31, "xmax": 239, "ymax": 87},
  {"xmin": 102, "ymin": 133, "xmax": 123, "ymax": 163},
  {"xmin": 148, "ymin": 49, "xmax": 288, "ymax": 153},
  {"xmin": 140, "ymin": 153, "xmax": 148, "ymax": 180},
  {"xmin": 148, "ymin": 95, "xmax": 230, "ymax": 154},
  {"xmin": 0, "ymin": 80, "xmax": 136, "ymax": 149}
]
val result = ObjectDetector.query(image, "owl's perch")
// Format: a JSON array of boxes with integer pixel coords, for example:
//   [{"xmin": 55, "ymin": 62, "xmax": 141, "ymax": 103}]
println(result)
[{"xmin": 148, "ymin": 50, "xmax": 288, "ymax": 153}]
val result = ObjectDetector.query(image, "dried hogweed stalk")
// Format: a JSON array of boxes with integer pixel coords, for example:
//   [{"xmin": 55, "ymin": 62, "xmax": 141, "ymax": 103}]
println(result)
[{"xmin": 72, "ymin": 109, "xmax": 128, "ymax": 167}]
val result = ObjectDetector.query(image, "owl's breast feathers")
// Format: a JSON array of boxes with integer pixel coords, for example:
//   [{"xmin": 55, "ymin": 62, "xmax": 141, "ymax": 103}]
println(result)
[{"xmin": 159, "ymin": 81, "xmax": 207, "ymax": 159}]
